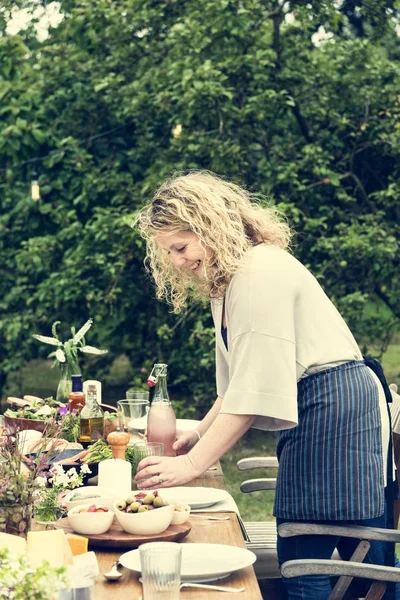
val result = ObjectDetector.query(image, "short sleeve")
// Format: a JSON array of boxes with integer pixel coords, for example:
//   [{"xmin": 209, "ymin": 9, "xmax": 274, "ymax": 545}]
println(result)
[
  {"xmin": 220, "ymin": 330, "xmax": 298, "ymax": 431},
  {"xmin": 219, "ymin": 247, "xmax": 300, "ymax": 430},
  {"xmin": 215, "ymin": 336, "xmax": 229, "ymax": 399}
]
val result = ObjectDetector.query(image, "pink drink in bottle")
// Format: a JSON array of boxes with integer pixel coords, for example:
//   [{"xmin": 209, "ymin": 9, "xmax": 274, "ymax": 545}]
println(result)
[{"xmin": 147, "ymin": 363, "xmax": 176, "ymax": 457}]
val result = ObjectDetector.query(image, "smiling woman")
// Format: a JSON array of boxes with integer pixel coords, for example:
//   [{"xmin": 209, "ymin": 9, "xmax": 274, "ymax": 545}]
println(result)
[
  {"xmin": 156, "ymin": 231, "xmax": 211, "ymax": 278},
  {"xmin": 135, "ymin": 170, "xmax": 289, "ymax": 312},
  {"xmin": 133, "ymin": 170, "xmax": 398, "ymax": 600}
]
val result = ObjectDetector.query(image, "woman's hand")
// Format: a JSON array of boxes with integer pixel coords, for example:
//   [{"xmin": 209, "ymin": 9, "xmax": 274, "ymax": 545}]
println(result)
[
  {"xmin": 173, "ymin": 429, "xmax": 200, "ymax": 455},
  {"xmin": 135, "ymin": 454, "xmax": 198, "ymax": 489}
]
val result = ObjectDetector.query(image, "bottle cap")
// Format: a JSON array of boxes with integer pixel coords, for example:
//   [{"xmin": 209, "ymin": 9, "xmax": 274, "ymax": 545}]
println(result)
[
  {"xmin": 71, "ymin": 374, "xmax": 83, "ymax": 392},
  {"xmin": 147, "ymin": 375, "xmax": 157, "ymax": 387},
  {"xmin": 83, "ymin": 379, "xmax": 102, "ymax": 404}
]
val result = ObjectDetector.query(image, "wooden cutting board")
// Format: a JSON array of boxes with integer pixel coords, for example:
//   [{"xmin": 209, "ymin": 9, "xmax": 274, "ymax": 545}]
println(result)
[{"xmin": 55, "ymin": 517, "xmax": 191, "ymax": 548}]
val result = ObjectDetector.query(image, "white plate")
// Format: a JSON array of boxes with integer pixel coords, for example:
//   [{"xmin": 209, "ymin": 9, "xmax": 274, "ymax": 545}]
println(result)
[
  {"xmin": 127, "ymin": 417, "xmax": 200, "ymax": 432},
  {"xmin": 119, "ymin": 543, "xmax": 256, "ymax": 582},
  {"xmin": 158, "ymin": 487, "xmax": 230, "ymax": 510},
  {"xmin": 127, "ymin": 415, "xmax": 148, "ymax": 430},
  {"xmin": 176, "ymin": 418, "xmax": 201, "ymax": 432}
]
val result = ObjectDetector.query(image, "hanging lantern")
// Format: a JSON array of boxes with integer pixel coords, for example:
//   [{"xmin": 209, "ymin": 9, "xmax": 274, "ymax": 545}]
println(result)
[{"xmin": 31, "ymin": 164, "xmax": 40, "ymax": 201}]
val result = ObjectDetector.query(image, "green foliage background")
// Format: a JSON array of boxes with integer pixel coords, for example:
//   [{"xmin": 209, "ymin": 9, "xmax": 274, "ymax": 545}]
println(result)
[{"xmin": 0, "ymin": 1, "xmax": 399, "ymax": 412}]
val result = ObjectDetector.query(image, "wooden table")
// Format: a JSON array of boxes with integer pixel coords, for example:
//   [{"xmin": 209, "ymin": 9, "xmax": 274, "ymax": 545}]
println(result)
[{"xmin": 93, "ymin": 465, "xmax": 262, "ymax": 599}]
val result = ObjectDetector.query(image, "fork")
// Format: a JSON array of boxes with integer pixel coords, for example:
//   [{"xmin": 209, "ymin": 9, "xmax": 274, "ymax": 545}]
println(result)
[
  {"xmin": 190, "ymin": 514, "xmax": 230, "ymax": 521},
  {"xmin": 138, "ymin": 579, "xmax": 244, "ymax": 594},
  {"xmin": 180, "ymin": 582, "xmax": 244, "ymax": 592}
]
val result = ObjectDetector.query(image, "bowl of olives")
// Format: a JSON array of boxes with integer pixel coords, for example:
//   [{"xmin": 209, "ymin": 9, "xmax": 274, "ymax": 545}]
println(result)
[
  {"xmin": 113, "ymin": 491, "xmax": 174, "ymax": 535},
  {"xmin": 171, "ymin": 503, "xmax": 191, "ymax": 526}
]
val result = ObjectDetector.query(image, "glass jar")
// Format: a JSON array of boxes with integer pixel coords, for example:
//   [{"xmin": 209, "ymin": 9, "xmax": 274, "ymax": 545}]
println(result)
[{"xmin": 0, "ymin": 501, "xmax": 32, "ymax": 537}]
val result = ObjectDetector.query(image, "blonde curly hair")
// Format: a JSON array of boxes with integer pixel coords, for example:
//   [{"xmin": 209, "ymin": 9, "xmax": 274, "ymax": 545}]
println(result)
[{"xmin": 135, "ymin": 171, "xmax": 292, "ymax": 312}]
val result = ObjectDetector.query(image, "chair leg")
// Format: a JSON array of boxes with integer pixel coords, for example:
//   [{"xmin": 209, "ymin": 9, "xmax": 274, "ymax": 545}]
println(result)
[
  {"xmin": 364, "ymin": 581, "xmax": 386, "ymax": 600},
  {"xmin": 329, "ymin": 540, "xmax": 371, "ymax": 600}
]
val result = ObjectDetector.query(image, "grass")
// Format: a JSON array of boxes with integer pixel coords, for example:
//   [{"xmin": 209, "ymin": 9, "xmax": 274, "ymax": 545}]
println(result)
[
  {"xmin": 381, "ymin": 343, "xmax": 400, "ymax": 386},
  {"xmin": 221, "ymin": 429, "xmax": 278, "ymax": 521}
]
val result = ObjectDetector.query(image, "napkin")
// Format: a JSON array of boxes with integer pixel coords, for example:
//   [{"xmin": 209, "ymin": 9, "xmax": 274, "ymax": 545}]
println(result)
[{"xmin": 191, "ymin": 491, "xmax": 240, "ymax": 514}]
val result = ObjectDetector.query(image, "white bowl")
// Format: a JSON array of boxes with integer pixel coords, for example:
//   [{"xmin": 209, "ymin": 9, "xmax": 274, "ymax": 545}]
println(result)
[
  {"xmin": 171, "ymin": 504, "xmax": 191, "ymax": 525},
  {"xmin": 67, "ymin": 503, "xmax": 114, "ymax": 535},
  {"xmin": 113, "ymin": 500, "xmax": 174, "ymax": 535},
  {"xmin": 64, "ymin": 486, "xmax": 116, "ymax": 511}
]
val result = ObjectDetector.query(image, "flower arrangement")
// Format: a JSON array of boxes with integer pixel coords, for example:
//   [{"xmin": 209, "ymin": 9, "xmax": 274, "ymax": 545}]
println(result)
[
  {"xmin": 34, "ymin": 463, "xmax": 91, "ymax": 524},
  {"xmin": 32, "ymin": 318, "xmax": 108, "ymax": 402},
  {"xmin": 0, "ymin": 421, "xmax": 66, "ymax": 537},
  {"xmin": 0, "ymin": 548, "xmax": 68, "ymax": 600}
]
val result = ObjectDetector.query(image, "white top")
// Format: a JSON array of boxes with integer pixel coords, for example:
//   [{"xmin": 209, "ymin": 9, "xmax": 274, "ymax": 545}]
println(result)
[{"xmin": 211, "ymin": 245, "xmax": 362, "ymax": 431}]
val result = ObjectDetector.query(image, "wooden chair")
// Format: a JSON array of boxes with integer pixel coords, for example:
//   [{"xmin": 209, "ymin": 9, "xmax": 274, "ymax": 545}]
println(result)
[
  {"xmin": 279, "ymin": 522, "xmax": 400, "ymax": 600},
  {"xmin": 236, "ymin": 456, "xmax": 287, "ymax": 599}
]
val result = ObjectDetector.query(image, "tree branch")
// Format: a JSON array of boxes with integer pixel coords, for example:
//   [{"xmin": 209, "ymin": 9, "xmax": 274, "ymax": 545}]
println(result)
[
  {"xmin": 289, "ymin": 99, "xmax": 312, "ymax": 143},
  {"xmin": 374, "ymin": 286, "xmax": 400, "ymax": 320}
]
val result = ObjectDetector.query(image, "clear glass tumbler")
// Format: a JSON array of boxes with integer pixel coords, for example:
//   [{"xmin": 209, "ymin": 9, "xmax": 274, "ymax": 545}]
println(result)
[
  {"xmin": 139, "ymin": 542, "xmax": 182, "ymax": 599},
  {"xmin": 117, "ymin": 395, "xmax": 149, "ymax": 442},
  {"xmin": 133, "ymin": 441, "xmax": 164, "ymax": 486}
]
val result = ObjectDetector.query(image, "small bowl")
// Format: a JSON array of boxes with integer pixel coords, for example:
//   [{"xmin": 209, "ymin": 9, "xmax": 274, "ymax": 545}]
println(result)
[
  {"xmin": 64, "ymin": 486, "xmax": 116, "ymax": 511},
  {"xmin": 171, "ymin": 504, "xmax": 191, "ymax": 526},
  {"xmin": 67, "ymin": 503, "xmax": 114, "ymax": 535},
  {"xmin": 113, "ymin": 500, "xmax": 174, "ymax": 535}
]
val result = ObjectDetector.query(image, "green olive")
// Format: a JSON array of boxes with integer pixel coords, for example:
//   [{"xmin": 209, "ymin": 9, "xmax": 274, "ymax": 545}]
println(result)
[
  {"xmin": 153, "ymin": 496, "xmax": 164, "ymax": 508},
  {"xmin": 116, "ymin": 500, "xmax": 126, "ymax": 511},
  {"xmin": 143, "ymin": 494, "xmax": 155, "ymax": 505},
  {"xmin": 138, "ymin": 505, "xmax": 150, "ymax": 513},
  {"xmin": 129, "ymin": 501, "xmax": 141, "ymax": 513},
  {"xmin": 126, "ymin": 496, "xmax": 136, "ymax": 505}
]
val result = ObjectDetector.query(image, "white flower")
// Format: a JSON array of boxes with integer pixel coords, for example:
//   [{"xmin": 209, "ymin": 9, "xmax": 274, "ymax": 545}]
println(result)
[
  {"xmin": 31, "ymin": 334, "xmax": 60, "ymax": 346},
  {"xmin": 55, "ymin": 348, "xmax": 66, "ymax": 362},
  {"xmin": 72, "ymin": 318, "xmax": 93, "ymax": 344},
  {"xmin": 35, "ymin": 476, "xmax": 47, "ymax": 488},
  {"xmin": 81, "ymin": 464, "xmax": 91, "ymax": 474},
  {"xmin": 80, "ymin": 345, "xmax": 108, "ymax": 355}
]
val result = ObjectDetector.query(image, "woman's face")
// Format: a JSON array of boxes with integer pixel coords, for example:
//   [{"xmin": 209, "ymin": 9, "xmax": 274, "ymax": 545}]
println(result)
[{"xmin": 156, "ymin": 231, "xmax": 212, "ymax": 278}]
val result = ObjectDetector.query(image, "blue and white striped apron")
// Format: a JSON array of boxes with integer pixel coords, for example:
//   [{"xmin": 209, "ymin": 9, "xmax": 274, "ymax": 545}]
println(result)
[{"xmin": 273, "ymin": 361, "xmax": 385, "ymax": 521}]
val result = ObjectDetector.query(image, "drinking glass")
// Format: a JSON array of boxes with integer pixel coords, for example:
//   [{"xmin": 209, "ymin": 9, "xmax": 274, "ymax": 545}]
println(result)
[
  {"xmin": 139, "ymin": 542, "xmax": 182, "ymax": 599},
  {"xmin": 133, "ymin": 442, "xmax": 164, "ymax": 485},
  {"xmin": 59, "ymin": 576, "xmax": 93, "ymax": 600},
  {"xmin": 126, "ymin": 389, "xmax": 150, "ymax": 401},
  {"xmin": 117, "ymin": 395, "xmax": 149, "ymax": 443}
]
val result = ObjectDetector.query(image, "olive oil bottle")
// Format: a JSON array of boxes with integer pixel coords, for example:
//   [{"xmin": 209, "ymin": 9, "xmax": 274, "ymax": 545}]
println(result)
[{"xmin": 79, "ymin": 380, "xmax": 104, "ymax": 443}]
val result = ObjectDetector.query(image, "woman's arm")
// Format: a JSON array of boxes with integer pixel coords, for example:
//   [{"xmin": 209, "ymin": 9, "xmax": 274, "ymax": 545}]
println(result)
[
  {"xmin": 189, "ymin": 411, "xmax": 256, "ymax": 473},
  {"xmin": 173, "ymin": 396, "xmax": 223, "ymax": 453},
  {"xmin": 197, "ymin": 396, "xmax": 223, "ymax": 437},
  {"xmin": 136, "ymin": 411, "xmax": 257, "ymax": 488}
]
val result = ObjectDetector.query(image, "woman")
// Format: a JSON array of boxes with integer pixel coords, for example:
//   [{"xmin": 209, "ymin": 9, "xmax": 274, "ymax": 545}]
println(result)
[{"xmin": 134, "ymin": 171, "xmax": 396, "ymax": 599}]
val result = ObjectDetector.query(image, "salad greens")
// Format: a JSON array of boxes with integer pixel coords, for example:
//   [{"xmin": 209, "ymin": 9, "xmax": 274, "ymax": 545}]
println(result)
[
  {"xmin": 81, "ymin": 439, "xmax": 137, "ymax": 470},
  {"xmin": 4, "ymin": 397, "xmax": 63, "ymax": 421}
]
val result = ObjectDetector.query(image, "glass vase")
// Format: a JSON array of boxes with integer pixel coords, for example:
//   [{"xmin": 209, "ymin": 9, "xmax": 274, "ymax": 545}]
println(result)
[
  {"xmin": 33, "ymin": 489, "xmax": 62, "ymax": 525},
  {"xmin": 0, "ymin": 502, "xmax": 32, "ymax": 538},
  {"xmin": 56, "ymin": 360, "xmax": 80, "ymax": 403}
]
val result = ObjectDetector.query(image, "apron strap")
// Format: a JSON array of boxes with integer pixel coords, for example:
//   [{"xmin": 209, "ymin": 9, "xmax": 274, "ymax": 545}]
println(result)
[{"xmin": 364, "ymin": 355, "xmax": 397, "ymax": 600}]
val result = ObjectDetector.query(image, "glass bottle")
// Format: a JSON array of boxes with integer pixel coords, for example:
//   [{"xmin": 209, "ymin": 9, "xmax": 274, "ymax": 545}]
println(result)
[
  {"xmin": 146, "ymin": 363, "xmax": 176, "ymax": 457},
  {"xmin": 68, "ymin": 374, "xmax": 86, "ymax": 414},
  {"xmin": 79, "ymin": 382, "xmax": 104, "ymax": 443}
]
